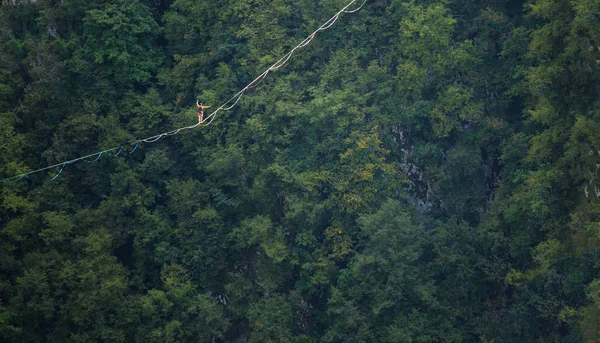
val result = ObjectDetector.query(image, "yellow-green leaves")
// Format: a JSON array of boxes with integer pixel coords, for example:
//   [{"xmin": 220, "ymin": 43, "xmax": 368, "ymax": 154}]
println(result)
[
  {"xmin": 399, "ymin": 3, "xmax": 456, "ymax": 59},
  {"xmin": 238, "ymin": 215, "xmax": 288, "ymax": 263},
  {"xmin": 431, "ymin": 85, "xmax": 483, "ymax": 137},
  {"xmin": 335, "ymin": 129, "xmax": 403, "ymax": 213}
]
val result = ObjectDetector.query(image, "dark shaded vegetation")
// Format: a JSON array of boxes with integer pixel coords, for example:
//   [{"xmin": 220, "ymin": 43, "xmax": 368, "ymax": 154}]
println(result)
[{"xmin": 1, "ymin": 0, "xmax": 600, "ymax": 341}]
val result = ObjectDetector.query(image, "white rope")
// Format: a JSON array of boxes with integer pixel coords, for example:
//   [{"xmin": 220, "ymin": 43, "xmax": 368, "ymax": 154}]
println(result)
[
  {"xmin": 142, "ymin": 134, "xmax": 166, "ymax": 143},
  {"xmin": 297, "ymin": 33, "xmax": 317, "ymax": 48},
  {"xmin": 318, "ymin": 14, "xmax": 342, "ymax": 31},
  {"xmin": 270, "ymin": 51, "xmax": 296, "ymax": 70},
  {"xmin": 201, "ymin": 112, "xmax": 219, "ymax": 126},
  {"xmin": 166, "ymin": 129, "xmax": 182, "ymax": 136},
  {"xmin": 343, "ymin": 0, "xmax": 367, "ymax": 13},
  {"xmin": 245, "ymin": 72, "xmax": 270, "ymax": 89},
  {"xmin": 200, "ymin": 0, "xmax": 365, "ymax": 127},
  {"xmin": 221, "ymin": 91, "xmax": 246, "ymax": 111}
]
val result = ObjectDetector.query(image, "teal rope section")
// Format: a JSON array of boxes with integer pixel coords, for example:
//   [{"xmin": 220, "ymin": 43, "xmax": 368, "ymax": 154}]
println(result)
[
  {"xmin": 83, "ymin": 152, "xmax": 103, "ymax": 163},
  {"xmin": 110, "ymin": 146, "xmax": 125, "ymax": 157},
  {"xmin": 1, "ymin": 140, "xmax": 145, "ymax": 184},
  {"xmin": 0, "ymin": 175, "xmax": 30, "ymax": 183},
  {"xmin": 45, "ymin": 163, "xmax": 66, "ymax": 183},
  {"xmin": 129, "ymin": 141, "xmax": 140, "ymax": 154},
  {"xmin": 1, "ymin": 144, "xmax": 133, "ymax": 184}
]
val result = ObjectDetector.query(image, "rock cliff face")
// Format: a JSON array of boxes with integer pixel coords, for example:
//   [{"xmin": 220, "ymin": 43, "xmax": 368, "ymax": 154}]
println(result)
[
  {"xmin": 393, "ymin": 122, "xmax": 501, "ymax": 220},
  {"xmin": 392, "ymin": 124, "xmax": 437, "ymax": 213}
]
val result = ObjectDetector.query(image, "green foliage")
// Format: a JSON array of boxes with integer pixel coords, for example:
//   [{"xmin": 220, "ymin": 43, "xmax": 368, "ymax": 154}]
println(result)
[
  {"xmin": 1, "ymin": 0, "xmax": 600, "ymax": 341},
  {"xmin": 79, "ymin": 0, "xmax": 162, "ymax": 83},
  {"xmin": 134, "ymin": 264, "xmax": 228, "ymax": 342},
  {"xmin": 327, "ymin": 200, "xmax": 459, "ymax": 342},
  {"xmin": 247, "ymin": 294, "xmax": 294, "ymax": 343}
]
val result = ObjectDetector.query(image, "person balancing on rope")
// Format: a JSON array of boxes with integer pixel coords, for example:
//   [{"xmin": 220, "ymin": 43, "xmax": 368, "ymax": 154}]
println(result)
[{"xmin": 196, "ymin": 100, "xmax": 211, "ymax": 123}]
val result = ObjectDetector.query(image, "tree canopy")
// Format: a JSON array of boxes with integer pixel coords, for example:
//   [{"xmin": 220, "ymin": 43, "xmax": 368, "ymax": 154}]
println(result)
[{"xmin": 1, "ymin": 0, "xmax": 600, "ymax": 341}]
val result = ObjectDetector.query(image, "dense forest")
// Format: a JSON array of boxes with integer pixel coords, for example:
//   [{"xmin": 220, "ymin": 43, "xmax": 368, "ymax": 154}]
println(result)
[{"xmin": 1, "ymin": 0, "xmax": 599, "ymax": 341}]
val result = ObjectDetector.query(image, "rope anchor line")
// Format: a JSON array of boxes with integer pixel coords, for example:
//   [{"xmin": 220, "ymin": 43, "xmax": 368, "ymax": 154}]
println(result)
[
  {"xmin": 0, "ymin": 0, "xmax": 367, "ymax": 184},
  {"xmin": 2, "ymin": 143, "xmax": 139, "ymax": 184}
]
